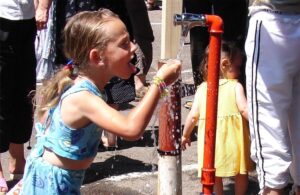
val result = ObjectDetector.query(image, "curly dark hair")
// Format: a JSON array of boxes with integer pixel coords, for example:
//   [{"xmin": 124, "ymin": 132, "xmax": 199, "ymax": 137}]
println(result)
[{"xmin": 200, "ymin": 40, "xmax": 243, "ymax": 81}]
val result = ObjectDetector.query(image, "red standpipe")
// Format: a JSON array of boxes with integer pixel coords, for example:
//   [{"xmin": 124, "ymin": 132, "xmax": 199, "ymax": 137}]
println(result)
[
  {"xmin": 158, "ymin": 60, "xmax": 181, "ymax": 156},
  {"xmin": 201, "ymin": 15, "xmax": 223, "ymax": 195}
]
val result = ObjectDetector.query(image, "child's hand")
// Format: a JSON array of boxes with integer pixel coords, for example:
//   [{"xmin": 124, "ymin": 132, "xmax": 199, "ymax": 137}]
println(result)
[
  {"xmin": 181, "ymin": 136, "xmax": 191, "ymax": 151},
  {"xmin": 156, "ymin": 59, "xmax": 181, "ymax": 86}
]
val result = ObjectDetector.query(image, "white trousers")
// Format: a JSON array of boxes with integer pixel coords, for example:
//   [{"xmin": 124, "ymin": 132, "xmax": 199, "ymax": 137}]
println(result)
[{"xmin": 245, "ymin": 10, "xmax": 300, "ymax": 190}]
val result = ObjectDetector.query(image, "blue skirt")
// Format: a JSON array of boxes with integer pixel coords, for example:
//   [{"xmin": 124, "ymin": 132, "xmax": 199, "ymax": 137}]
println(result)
[{"xmin": 21, "ymin": 156, "xmax": 85, "ymax": 195}]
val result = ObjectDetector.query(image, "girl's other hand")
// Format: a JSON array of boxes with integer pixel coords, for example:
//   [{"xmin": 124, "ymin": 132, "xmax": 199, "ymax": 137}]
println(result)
[
  {"xmin": 156, "ymin": 59, "xmax": 181, "ymax": 86},
  {"xmin": 181, "ymin": 136, "xmax": 191, "ymax": 151},
  {"xmin": 35, "ymin": 2, "xmax": 51, "ymax": 30}
]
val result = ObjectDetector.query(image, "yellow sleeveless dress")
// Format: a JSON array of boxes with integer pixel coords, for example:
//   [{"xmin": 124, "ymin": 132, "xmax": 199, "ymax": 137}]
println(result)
[{"xmin": 196, "ymin": 79, "xmax": 252, "ymax": 177}]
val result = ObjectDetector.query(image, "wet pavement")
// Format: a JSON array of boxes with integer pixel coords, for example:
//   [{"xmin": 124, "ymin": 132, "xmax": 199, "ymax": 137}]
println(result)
[{"xmin": 1, "ymin": 4, "xmax": 295, "ymax": 195}]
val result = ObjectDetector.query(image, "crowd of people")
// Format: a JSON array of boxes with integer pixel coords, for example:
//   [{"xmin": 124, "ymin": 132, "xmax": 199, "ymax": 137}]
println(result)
[{"xmin": 0, "ymin": 0, "xmax": 299, "ymax": 194}]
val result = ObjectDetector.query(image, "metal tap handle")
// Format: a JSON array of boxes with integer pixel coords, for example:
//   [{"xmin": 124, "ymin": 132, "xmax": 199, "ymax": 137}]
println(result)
[
  {"xmin": 173, "ymin": 13, "xmax": 207, "ymax": 36},
  {"xmin": 173, "ymin": 13, "xmax": 206, "ymax": 27}
]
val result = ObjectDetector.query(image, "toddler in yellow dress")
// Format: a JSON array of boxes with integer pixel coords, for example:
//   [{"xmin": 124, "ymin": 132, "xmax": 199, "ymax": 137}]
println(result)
[{"xmin": 181, "ymin": 41, "xmax": 253, "ymax": 195}]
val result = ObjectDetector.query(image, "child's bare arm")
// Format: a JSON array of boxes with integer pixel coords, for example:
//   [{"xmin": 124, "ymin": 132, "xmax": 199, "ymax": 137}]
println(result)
[
  {"xmin": 235, "ymin": 82, "xmax": 248, "ymax": 120},
  {"xmin": 181, "ymin": 109, "xmax": 199, "ymax": 150},
  {"xmin": 70, "ymin": 85, "xmax": 161, "ymax": 141},
  {"xmin": 63, "ymin": 60, "xmax": 181, "ymax": 141},
  {"xmin": 181, "ymin": 89, "xmax": 201, "ymax": 150}
]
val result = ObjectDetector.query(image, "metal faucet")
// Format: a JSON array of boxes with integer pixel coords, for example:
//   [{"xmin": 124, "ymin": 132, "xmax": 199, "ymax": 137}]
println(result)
[{"xmin": 173, "ymin": 13, "xmax": 206, "ymax": 36}]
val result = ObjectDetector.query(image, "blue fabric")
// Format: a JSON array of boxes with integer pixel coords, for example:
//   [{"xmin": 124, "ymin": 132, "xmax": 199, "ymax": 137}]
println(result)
[
  {"xmin": 21, "ymin": 156, "xmax": 85, "ymax": 195},
  {"xmin": 43, "ymin": 79, "xmax": 104, "ymax": 160},
  {"xmin": 21, "ymin": 79, "xmax": 105, "ymax": 194}
]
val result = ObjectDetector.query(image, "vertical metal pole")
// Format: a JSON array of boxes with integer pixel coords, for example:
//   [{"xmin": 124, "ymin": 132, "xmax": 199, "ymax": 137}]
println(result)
[
  {"xmin": 158, "ymin": 60, "xmax": 182, "ymax": 195},
  {"xmin": 200, "ymin": 15, "xmax": 223, "ymax": 195}
]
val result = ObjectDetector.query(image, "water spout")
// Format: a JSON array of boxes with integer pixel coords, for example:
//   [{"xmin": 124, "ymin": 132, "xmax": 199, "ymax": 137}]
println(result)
[{"xmin": 173, "ymin": 13, "xmax": 206, "ymax": 37}]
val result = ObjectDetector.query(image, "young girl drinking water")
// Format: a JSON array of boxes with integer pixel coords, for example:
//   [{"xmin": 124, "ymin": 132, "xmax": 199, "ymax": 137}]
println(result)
[
  {"xmin": 19, "ymin": 9, "xmax": 181, "ymax": 194},
  {"xmin": 181, "ymin": 41, "xmax": 252, "ymax": 195}
]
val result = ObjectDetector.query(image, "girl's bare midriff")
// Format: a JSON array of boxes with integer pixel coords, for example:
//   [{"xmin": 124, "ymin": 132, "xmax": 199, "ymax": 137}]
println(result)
[{"xmin": 42, "ymin": 148, "xmax": 94, "ymax": 170}]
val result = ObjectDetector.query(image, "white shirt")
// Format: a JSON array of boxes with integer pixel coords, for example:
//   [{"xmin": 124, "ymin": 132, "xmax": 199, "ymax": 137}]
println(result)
[
  {"xmin": 252, "ymin": 0, "xmax": 300, "ymax": 13},
  {"xmin": 0, "ymin": 0, "xmax": 35, "ymax": 20}
]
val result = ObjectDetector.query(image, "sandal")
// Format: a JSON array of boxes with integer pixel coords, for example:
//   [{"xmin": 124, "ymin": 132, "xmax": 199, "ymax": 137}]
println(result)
[
  {"xmin": 145, "ymin": 1, "xmax": 160, "ymax": 11},
  {"xmin": 6, "ymin": 179, "xmax": 22, "ymax": 195},
  {"xmin": 0, "ymin": 177, "xmax": 8, "ymax": 195},
  {"xmin": 9, "ymin": 174, "xmax": 23, "ymax": 181},
  {"xmin": 184, "ymin": 100, "xmax": 193, "ymax": 110}
]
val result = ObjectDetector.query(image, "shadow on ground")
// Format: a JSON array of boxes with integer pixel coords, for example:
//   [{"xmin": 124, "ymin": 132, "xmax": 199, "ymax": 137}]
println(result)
[
  {"xmin": 98, "ymin": 126, "xmax": 197, "ymax": 151},
  {"xmin": 84, "ymin": 155, "xmax": 157, "ymax": 184}
]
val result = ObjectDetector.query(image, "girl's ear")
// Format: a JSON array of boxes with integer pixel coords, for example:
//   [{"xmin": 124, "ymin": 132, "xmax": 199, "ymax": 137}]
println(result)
[
  {"xmin": 221, "ymin": 58, "xmax": 230, "ymax": 71},
  {"xmin": 89, "ymin": 48, "xmax": 104, "ymax": 66}
]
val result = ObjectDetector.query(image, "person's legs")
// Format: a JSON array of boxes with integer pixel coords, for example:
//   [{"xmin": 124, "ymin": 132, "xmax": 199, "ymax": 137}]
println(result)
[
  {"xmin": 214, "ymin": 176, "xmax": 223, "ymax": 195},
  {"xmin": 0, "ymin": 18, "xmax": 14, "ymax": 194},
  {"xmin": 262, "ymin": 188, "xmax": 284, "ymax": 195},
  {"xmin": 125, "ymin": 0, "xmax": 154, "ymax": 97},
  {"xmin": 289, "ymin": 55, "xmax": 300, "ymax": 195},
  {"xmin": 8, "ymin": 143, "xmax": 26, "ymax": 175},
  {"xmin": 135, "ymin": 74, "xmax": 147, "ymax": 90},
  {"xmin": 101, "ymin": 131, "xmax": 118, "ymax": 148},
  {"xmin": 145, "ymin": 0, "xmax": 159, "ymax": 10},
  {"xmin": 9, "ymin": 19, "xmax": 36, "ymax": 178},
  {"xmin": 183, "ymin": 0, "xmax": 210, "ymax": 87},
  {"xmin": 101, "ymin": 104, "xmax": 118, "ymax": 148},
  {"xmin": 234, "ymin": 174, "xmax": 248, "ymax": 195},
  {"xmin": 245, "ymin": 11, "xmax": 299, "ymax": 193},
  {"xmin": 0, "ymin": 159, "xmax": 8, "ymax": 193},
  {"xmin": 134, "ymin": 73, "xmax": 149, "ymax": 99},
  {"xmin": 134, "ymin": 42, "xmax": 152, "ymax": 96},
  {"xmin": 0, "ymin": 18, "xmax": 36, "ymax": 192}
]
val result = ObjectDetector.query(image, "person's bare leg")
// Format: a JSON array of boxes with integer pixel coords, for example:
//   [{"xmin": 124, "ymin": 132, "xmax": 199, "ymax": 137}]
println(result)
[
  {"xmin": 263, "ymin": 187, "xmax": 284, "ymax": 195},
  {"xmin": 234, "ymin": 174, "xmax": 248, "ymax": 195},
  {"xmin": 296, "ymin": 185, "xmax": 300, "ymax": 195},
  {"xmin": 134, "ymin": 74, "xmax": 147, "ymax": 90},
  {"xmin": 8, "ymin": 143, "xmax": 25, "ymax": 174},
  {"xmin": 0, "ymin": 159, "xmax": 4, "ymax": 178},
  {"xmin": 214, "ymin": 176, "xmax": 224, "ymax": 195},
  {"xmin": 101, "ymin": 131, "xmax": 117, "ymax": 147},
  {"xmin": 147, "ymin": 0, "xmax": 155, "ymax": 4},
  {"xmin": 101, "ymin": 104, "xmax": 118, "ymax": 147},
  {"xmin": 0, "ymin": 159, "xmax": 8, "ymax": 193}
]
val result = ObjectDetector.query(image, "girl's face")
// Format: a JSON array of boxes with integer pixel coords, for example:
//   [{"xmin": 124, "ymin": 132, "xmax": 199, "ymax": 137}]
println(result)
[
  {"xmin": 102, "ymin": 19, "xmax": 137, "ymax": 79},
  {"xmin": 222, "ymin": 52, "xmax": 242, "ymax": 79}
]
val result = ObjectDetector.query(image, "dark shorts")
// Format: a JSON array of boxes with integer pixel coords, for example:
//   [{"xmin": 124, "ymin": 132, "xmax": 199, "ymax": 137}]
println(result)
[
  {"xmin": 104, "ymin": 76, "xmax": 136, "ymax": 104},
  {"xmin": 0, "ymin": 17, "xmax": 37, "ymax": 152}
]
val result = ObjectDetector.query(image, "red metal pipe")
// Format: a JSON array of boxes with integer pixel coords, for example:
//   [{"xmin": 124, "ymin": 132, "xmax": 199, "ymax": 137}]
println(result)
[
  {"xmin": 201, "ymin": 15, "xmax": 223, "ymax": 195},
  {"xmin": 158, "ymin": 60, "xmax": 181, "ymax": 156}
]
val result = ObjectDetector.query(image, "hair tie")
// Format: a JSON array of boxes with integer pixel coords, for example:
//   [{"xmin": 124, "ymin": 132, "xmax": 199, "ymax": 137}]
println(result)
[
  {"xmin": 64, "ymin": 60, "xmax": 74, "ymax": 71},
  {"xmin": 64, "ymin": 60, "xmax": 78, "ymax": 79}
]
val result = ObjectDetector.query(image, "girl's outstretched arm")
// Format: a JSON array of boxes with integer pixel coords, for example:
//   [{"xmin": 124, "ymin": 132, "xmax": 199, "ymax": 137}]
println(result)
[
  {"xmin": 62, "ymin": 60, "xmax": 181, "ymax": 141},
  {"xmin": 181, "ymin": 88, "xmax": 201, "ymax": 150},
  {"xmin": 235, "ymin": 82, "xmax": 248, "ymax": 120}
]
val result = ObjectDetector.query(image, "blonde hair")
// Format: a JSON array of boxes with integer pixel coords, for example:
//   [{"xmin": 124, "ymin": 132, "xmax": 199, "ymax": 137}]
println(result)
[
  {"xmin": 200, "ymin": 40, "xmax": 242, "ymax": 81},
  {"xmin": 35, "ymin": 9, "xmax": 119, "ymax": 120}
]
